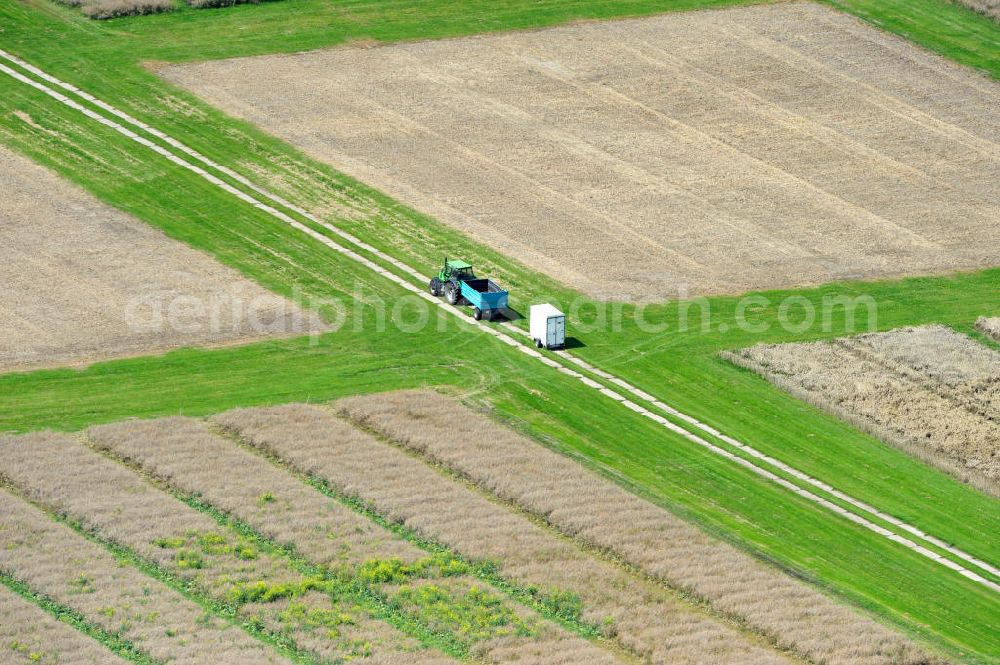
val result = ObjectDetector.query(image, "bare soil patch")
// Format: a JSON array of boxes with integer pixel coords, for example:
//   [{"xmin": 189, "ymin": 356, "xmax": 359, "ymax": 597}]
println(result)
[
  {"xmin": 162, "ymin": 2, "xmax": 1000, "ymax": 300},
  {"xmin": 0, "ymin": 145, "xmax": 326, "ymax": 374},
  {"xmin": 724, "ymin": 325, "xmax": 1000, "ymax": 494},
  {"xmin": 977, "ymin": 316, "xmax": 1000, "ymax": 342}
]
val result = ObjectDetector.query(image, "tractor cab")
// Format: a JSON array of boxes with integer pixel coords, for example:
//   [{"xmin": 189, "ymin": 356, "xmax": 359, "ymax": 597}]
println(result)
[{"xmin": 440, "ymin": 259, "xmax": 475, "ymax": 282}]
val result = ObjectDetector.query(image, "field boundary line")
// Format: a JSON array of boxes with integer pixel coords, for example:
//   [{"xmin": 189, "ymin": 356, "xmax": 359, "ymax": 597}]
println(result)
[{"xmin": 2, "ymin": 49, "xmax": 997, "ymax": 594}]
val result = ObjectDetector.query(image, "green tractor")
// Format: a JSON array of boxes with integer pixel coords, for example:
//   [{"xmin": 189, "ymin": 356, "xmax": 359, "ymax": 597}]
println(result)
[{"xmin": 429, "ymin": 258, "xmax": 509, "ymax": 321}]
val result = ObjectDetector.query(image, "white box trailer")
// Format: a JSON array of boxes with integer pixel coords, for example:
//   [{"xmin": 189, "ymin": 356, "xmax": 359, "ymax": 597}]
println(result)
[{"xmin": 530, "ymin": 304, "xmax": 566, "ymax": 349}]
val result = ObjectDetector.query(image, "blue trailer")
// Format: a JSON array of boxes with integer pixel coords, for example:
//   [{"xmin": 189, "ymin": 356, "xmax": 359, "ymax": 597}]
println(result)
[{"xmin": 429, "ymin": 259, "xmax": 509, "ymax": 321}]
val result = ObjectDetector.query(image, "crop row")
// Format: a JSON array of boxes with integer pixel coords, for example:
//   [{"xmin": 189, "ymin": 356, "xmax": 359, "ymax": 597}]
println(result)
[
  {"xmin": 87, "ymin": 416, "xmax": 624, "ymax": 665},
  {"xmin": 336, "ymin": 390, "xmax": 933, "ymax": 665},
  {"xmin": 213, "ymin": 403, "xmax": 797, "ymax": 665}
]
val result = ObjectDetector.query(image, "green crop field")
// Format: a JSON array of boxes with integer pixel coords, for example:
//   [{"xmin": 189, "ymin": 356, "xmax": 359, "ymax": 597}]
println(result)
[{"xmin": 0, "ymin": 0, "xmax": 998, "ymax": 664}]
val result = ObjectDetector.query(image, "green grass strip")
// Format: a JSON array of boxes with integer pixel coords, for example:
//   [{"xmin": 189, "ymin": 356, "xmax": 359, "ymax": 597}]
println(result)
[{"xmin": 0, "ymin": 571, "xmax": 161, "ymax": 665}]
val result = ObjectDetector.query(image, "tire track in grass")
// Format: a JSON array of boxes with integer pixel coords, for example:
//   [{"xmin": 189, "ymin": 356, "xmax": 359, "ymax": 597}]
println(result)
[
  {"xmin": 549, "ymin": 349, "xmax": 1000, "ymax": 581},
  {"xmin": 1, "ymin": 48, "xmax": 996, "ymax": 593}
]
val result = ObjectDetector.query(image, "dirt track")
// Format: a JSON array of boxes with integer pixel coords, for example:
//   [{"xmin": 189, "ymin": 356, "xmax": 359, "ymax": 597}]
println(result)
[
  {"xmin": 163, "ymin": 2, "xmax": 1000, "ymax": 300},
  {"xmin": 0, "ymin": 145, "xmax": 326, "ymax": 373}
]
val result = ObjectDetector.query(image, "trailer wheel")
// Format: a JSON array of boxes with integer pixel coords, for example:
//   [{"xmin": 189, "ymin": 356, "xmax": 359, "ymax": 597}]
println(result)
[
  {"xmin": 429, "ymin": 278, "xmax": 442, "ymax": 296},
  {"xmin": 535, "ymin": 338, "xmax": 543, "ymax": 348},
  {"xmin": 445, "ymin": 284, "xmax": 459, "ymax": 305},
  {"xmin": 473, "ymin": 307, "xmax": 483, "ymax": 321}
]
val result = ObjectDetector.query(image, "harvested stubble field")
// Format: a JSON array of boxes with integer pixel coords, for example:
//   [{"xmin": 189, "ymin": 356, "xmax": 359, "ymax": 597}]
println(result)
[
  {"xmin": 162, "ymin": 2, "xmax": 1000, "ymax": 300},
  {"xmin": 0, "ymin": 145, "xmax": 325, "ymax": 374},
  {"xmin": 977, "ymin": 316, "xmax": 1000, "ymax": 342},
  {"xmin": 0, "ymin": 583, "xmax": 129, "ymax": 665},
  {"xmin": 723, "ymin": 325, "xmax": 1000, "ymax": 495}
]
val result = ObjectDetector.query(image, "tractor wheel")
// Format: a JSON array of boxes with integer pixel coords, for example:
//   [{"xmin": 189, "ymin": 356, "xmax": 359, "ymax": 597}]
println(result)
[
  {"xmin": 429, "ymin": 278, "xmax": 442, "ymax": 296},
  {"xmin": 473, "ymin": 307, "xmax": 483, "ymax": 321},
  {"xmin": 445, "ymin": 284, "xmax": 459, "ymax": 305}
]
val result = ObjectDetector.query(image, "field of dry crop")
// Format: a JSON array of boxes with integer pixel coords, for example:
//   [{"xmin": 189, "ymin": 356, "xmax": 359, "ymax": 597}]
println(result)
[
  {"xmin": 0, "ymin": 145, "xmax": 325, "ymax": 373},
  {"xmin": 55, "ymin": 0, "xmax": 283, "ymax": 18},
  {"xmin": 724, "ymin": 325, "xmax": 1000, "ymax": 495},
  {"xmin": 336, "ymin": 390, "xmax": 935, "ymax": 665},
  {"xmin": 54, "ymin": 0, "xmax": 173, "ymax": 20},
  {"xmin": 213, "ymin": 403, "xmax": 797, "ymax": 665},
  {"xmin": 0, "ymin": 583, "xmax": 130, "ymax": 665},
  {"xmin": 0, "ymin": 487, "xmax": 292, "ymax": 665},
  {"xmin": 0, "ymin": 425, "xmax": 622, "ymax": 664},
  {"xmin": 0, "ymin": 388, "xmax": 938, "ymax": 665},
  {"xmin": 161, "ymin": 2, "xmax": 1000, "ymax": 299},
  {"xmin": 0, "ymin": 433, "xmax": 457, "ymax": 664},
  {"xmin": 83, "ymin": 417, "xmax": 628, "ymax": 665}
]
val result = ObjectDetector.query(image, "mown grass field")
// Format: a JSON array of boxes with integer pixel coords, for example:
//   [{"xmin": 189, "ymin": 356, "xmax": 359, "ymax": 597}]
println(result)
[{"xmin": 1, "ymin": 0, "xmax": 998, "ymax": 662}]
